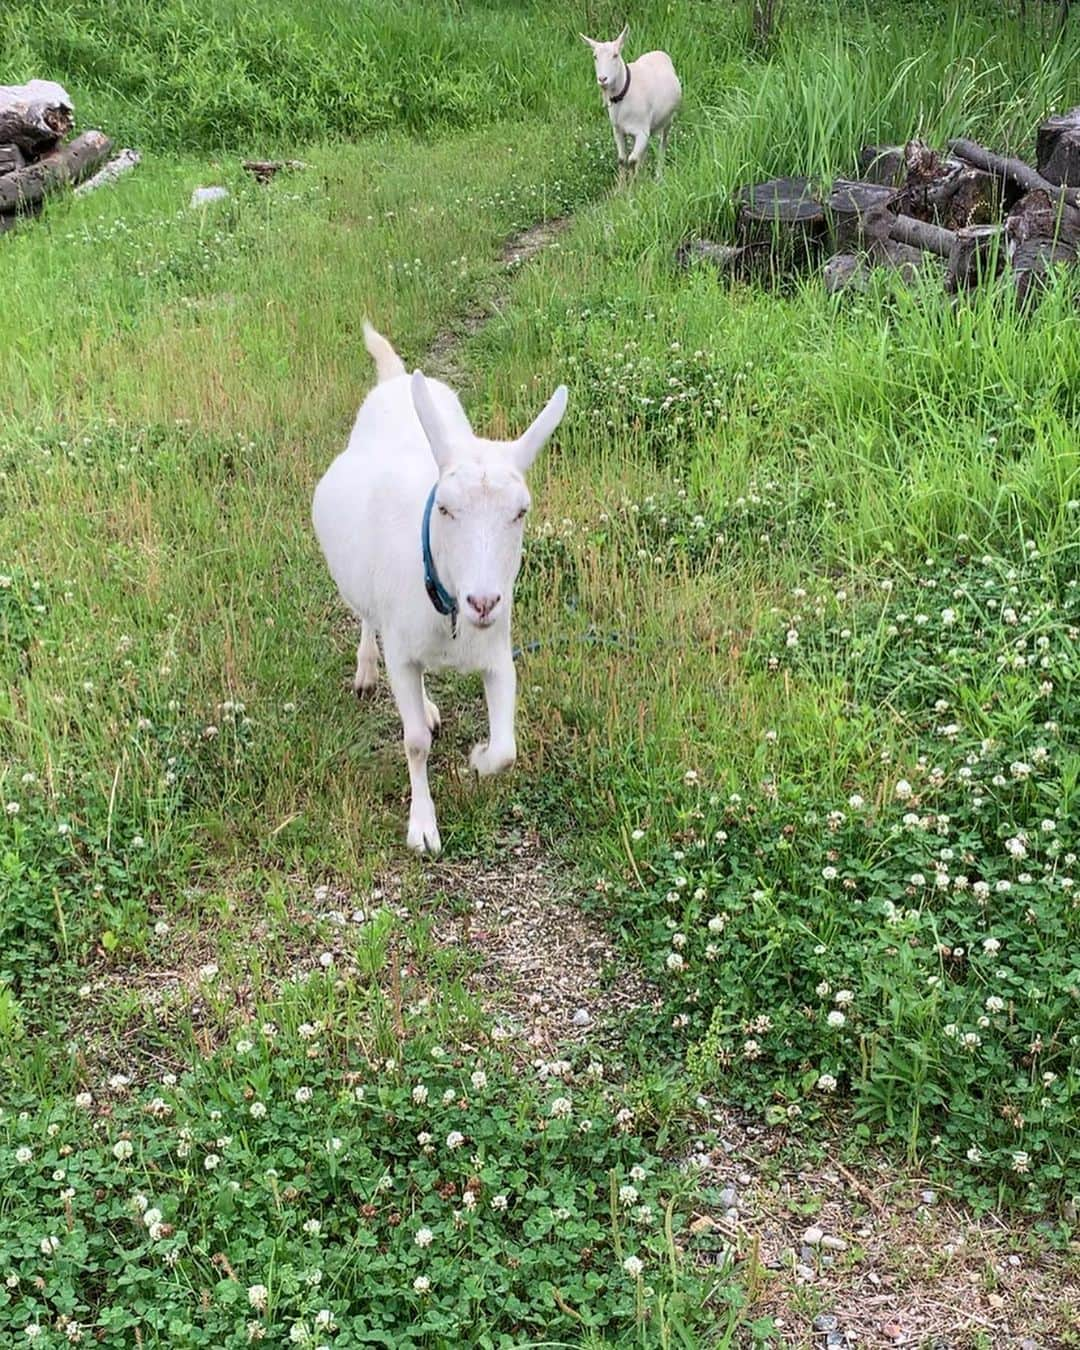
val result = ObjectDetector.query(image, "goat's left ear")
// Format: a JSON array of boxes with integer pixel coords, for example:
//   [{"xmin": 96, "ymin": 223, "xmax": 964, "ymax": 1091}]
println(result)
[
  {"xmin": 410, "ymin": 369, "xmax": 454, "ymax": 469},
  {"xmin": 614, "ymin": 24, "xmax": 629, "ymax": 50},
  {"xmin": 511, "ymin": 385, "xmax": 568, "ymax": 472}
]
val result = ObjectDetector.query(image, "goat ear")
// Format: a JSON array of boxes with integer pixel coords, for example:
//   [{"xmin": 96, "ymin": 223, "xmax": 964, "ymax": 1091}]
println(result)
[
  {"xmin": 511, "ymin": 385, "xmax": 568, "ymax": 472},
  {"xmin": 579, "ymin": 32, "xmax": 598, "ymax": 48},
  {"xmin": 614, "ymin": 23, "xmax": 628, "ymax": 50},
  {"xmin": 410, "ymin": 370, "xmax": 453, "ymax": 469}
]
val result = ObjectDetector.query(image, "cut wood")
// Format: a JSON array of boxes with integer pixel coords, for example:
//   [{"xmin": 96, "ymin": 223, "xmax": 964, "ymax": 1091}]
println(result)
[
  {"xmin": 0, "ymin": 80, "xmax": 74, "ymax": 152},
  {"xmin": 825, "ymin": 179, "xmax": 897, "ymax": 247},
  {"xmin": 73, "ymin": 147, "xmax": 141, "ymax": 197},
  {"xmin": 858, "ymin": 145, "xmax": 906, "ymax": 187},
  {"xmin": 1005, "ymin": 187, "xmax": 1080, "ymax": 250},
  {"xmin": 945, "ymin": 224, "xmax": 1006, "ymax": 291},
  {"xmin": 0, "ymin": 129, "xmax": 112, "ymax": 213},
  {"xmin": 1013, "ymin": 237, "xmax": 1078, "ymax": 306},
  {"xmin": 734, "ymin": 176, "xmax": 827, "ymax": 260},
  {"xmin": 824, "ymin": 238, "xmax": 931, "ymax": 294},
  {"xmin": 886, "ymin": 211, "xmax": 956, "ymax": 257},
  {"xmin": 949, "ymin": 137, "xmax": 1080, "ymax": 210},
  {"xmin": 676, "ymin": 238, "xmax": 754, "ymax": 274},
  {"xmin": 1036, "ymin": 108, "xmax": 1080, "ymax": 186},
  {"xmin": 0, "ymin": 143, "xmax": 24, "ymax": 175}
]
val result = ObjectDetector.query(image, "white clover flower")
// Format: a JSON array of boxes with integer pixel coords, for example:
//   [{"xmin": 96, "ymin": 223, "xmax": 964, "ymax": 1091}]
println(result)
[
  {"xmin": 826, "ymin": 1011, "xmax": 846, "ymax": 1028},
  {"xmin": 834, "ymin": 989, "xmax": 854, "ymax": 1006},
  {"xmin": 985, "ymin": 996, "xmax": 1005, "ymax": 1013},
  {"xmin": 630, "ymin": 1164, "xmax": 646, "ymax": 1182},
  {"xmin": 550, "ymin": 1097, "xmax": 573, "ymax": 1119},
  {"xmin": 411, "ymin": 1084, "xmax": 428, "ymax": 1105},
  {"xmin": 15, "ymin": 1147, "xmax": 33, "ymax": 1165},
  {"xmin": 1011, "ymin": 1151, "xmax": 1030, "ymax": 1174},
  {"xmin": 470, "ymin": 1070, "xmax": 488, "ymax": 1091},
  {"xmin": 442, "ymin": 1089, "xmax": 456, "ymax": 1106},
  {"xmin": 5, "ymin": 801, "xmax": 20, "ymax": 816},
  {"xmin": 417, "ymin": 1131, "xmax": 432, "ymax": 1147},
  {"xmin": 236, "ymin": 1039, "xmax": 254, "ymax": 1055},
  {"xmin": 982, "ymin": 937, "xmax": 1001, "ymax": 954},
  {"xmin": 967, "ymin": 1146, "xmax": 982, "ymax": 1164},
  {"xmin": 446, "ymin": 1130, "xmax": 465, "ymax": 1149},
  {"xmin": 619, "ymin": 1185, "xmax": 639, "ymax": 1206},
  {"xmin": 303, "ymin": 1219, "xmax": 322, "ymax": 1235},
  {"xmin": 707, "ymin": 914, "xmax": 726, "ymax": 933},
  {"xmin": 40, "ymin": 1236, "xmax": 61, "ymax": 1255},
  {"xmin": 413, "ymin": 1275, "xmax": 431, "ymax": 1293},
  {"xmin": 491, "ymin": 1194, "xmax": 508, "ymax": 1211},
  {"xmin": 24, "ymin": 1325, "xmax": 43, "ymax": 1341},
  {"xmin": 250, "ymin": 1101, "xmax": 267, "ymax": 1119},
  {"xmin": 461, "ymin": 1190, "xmax": 477, "ymax": 1210},
  {"xmin": 113, "ymin": 1140, "xmax": 134, "ymax": 1162},
  {"xmin": 288, "ymin": 1322, "xmax": 310, "ymax": 1345},
  {"xmin": 623, "ymin": 1255, "xmax": 644, "ymax": 1278},
  {"xmin": 816, "ymin": 980, "xmax": 831, "ymax": 997},
  {"xmin": 294, "ymin": 1087, "xmax": 313, "ymax": 1104},
  {"xmin": 817, "ymin": 1073, "xmax": 838, "ymax": 1092},
  {"xmin": 326, "ymin": 1138, "xmax": 342, "ymax": 1154},
  {"xmin": 821, "ymin": 866, "xmax": 838, "ymax": 881},
  {"xmin": 665, "ymin": 951, "xmax": 684, "ymax": 972},
  {"xmin": 848, "ymin": 793, "xmax": 864, "ymax": 809},
  {"xmin": 415, "ymin": 1227, "xmax": 434, "ymax": 1248},
  {"xmin": 204, "ymin": 1154, "xmax": 221, "ymax": 1171},
  {"xmin": 894, "ymin": 779, "xmax": 913, "ymax": 800},
  {"xmin": 142, "ymin": 1208, "xmax": 163, "ymax": 1229}
]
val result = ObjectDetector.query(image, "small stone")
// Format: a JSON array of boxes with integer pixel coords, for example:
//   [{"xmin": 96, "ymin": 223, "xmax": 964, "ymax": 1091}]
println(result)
[
  {"xmin": 803, "ymin": 1226, "xmax": 825, "ymax": 1245},
  {"xmin": 813, "ymin": 1313, "xmax": 839, "ymax": 1333},
  {"xmin": 737, "ymin": 1171, "xmax": 753, "ymax": 1186},
  {"xmin": 689, "ymin": 1214, "xmax": 716, "ymax": 1235},
  {"xmin": 987, "ymin": 1293, "xmax": 1006, "ymax": 1310},
  {"xmin": 821, "ymin": 1234, "xmax": 847, "ymax": 1252},
  {"xmin": 571, "ymin": 1008, "xmax": 591, "ymax": 1027},
  {"xmin": 795, "ymin": 1263, "xmax": 816, "ymax": 1281},
  {"xmin": 825, "ymin": 1335, "xmax": 845, "ymax": 1349},
  {"xmin": 717, "ymin": 1186, "xmax": 738, "ymax": 1209},
  {"xmin": 724, "ymin": 1207, "xmax": 739, "ymax": 1222},
  {"xmin": 800, "ymin": 1244, "xmax": 817, "ymax": 1264},
  {"xmin": 920, "ymin": 1188, "xmax": 937, "ymax": 1204},
  {"xmin": 1007, "ymin": 1254, "xmax": 1021, "ymax": 1267}
]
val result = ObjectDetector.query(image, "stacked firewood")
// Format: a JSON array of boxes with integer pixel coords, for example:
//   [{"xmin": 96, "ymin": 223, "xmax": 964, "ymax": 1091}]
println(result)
[
  {"xmin": 0, "ymin": 80, "xmax": 121, "ymax": 234},
  {"xmin": 682, "ymin": 108, "xmax": 1080, "ymax": 306}
]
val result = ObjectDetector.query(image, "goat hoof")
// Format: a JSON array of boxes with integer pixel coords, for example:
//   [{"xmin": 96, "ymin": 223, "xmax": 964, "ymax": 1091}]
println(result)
[
  {"xmin": 353, "ymin": 666, "xmax": 379, "ymax": 697},
  {"xmin": 407, "ymin": 820, "xmax": 442, "ymax": 856},
  {"xmin": 469, "ymin": 743, "xmax": 515, "ymax": 778}
]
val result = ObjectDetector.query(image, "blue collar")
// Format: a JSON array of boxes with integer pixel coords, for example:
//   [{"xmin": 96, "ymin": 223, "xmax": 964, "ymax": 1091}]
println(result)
[{"xmin": 421, "ymin": 484, "xmax": 458, "ymax": 637}]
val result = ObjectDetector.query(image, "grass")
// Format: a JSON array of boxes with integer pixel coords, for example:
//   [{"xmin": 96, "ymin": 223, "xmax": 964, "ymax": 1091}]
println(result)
[{"xmin": 1, "ymin": 0, "xmax": 1079, "ymax": 1344}]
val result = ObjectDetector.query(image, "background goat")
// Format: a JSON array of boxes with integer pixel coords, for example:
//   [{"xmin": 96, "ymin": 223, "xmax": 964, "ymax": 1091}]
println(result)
[
  {"xmin": 580, "ymin": 25, "xmax": 681, "ymax": 180},
  {"xmin": 312, "ymin": 325, "xmax": 567, "ymax": 855}
]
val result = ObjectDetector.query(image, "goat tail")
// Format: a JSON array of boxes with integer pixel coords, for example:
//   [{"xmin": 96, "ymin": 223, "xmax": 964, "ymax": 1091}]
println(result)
[{"xmin": 363, "ymin": 321, "xmax": 406, "ymax": 383}]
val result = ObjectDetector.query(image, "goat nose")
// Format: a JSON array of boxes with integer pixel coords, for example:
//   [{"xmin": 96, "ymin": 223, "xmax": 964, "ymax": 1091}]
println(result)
[{"xmin": 466, "ymin": 593, "xmax": 500, "ymax": 621}]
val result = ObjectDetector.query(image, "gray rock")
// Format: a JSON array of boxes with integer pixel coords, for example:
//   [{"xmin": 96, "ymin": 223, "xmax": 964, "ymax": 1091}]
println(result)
[
  {"xmin": 813, "ymin": 1313, "xmax": 839, "ymax": 1333},
  {"xmin": 821, "ymin": 1234, "xmax": 847, "ymax": 1252},
  {"xmin": 795, "ymin": 1263, "xmax": 816, "ymax": 1280},
  {"xmin": 571, "ymin": 1008, "xmax": 591, "ymax": 1027},
  {"xmin": 737, "ymin": 1171, "xmax": 753, "ymax": 1185},
  {"xmin": 825, "ymin": 1334, "xmax": 845, "ymax": 1349},
  {"xmin": 190, "ymin": 186, "xmax": 230, "ymax": 207},
  {"xmin": 800, "ymin": 1244, "xmax": 817, "ymax": 1263},
  {"xmin": 717, "ymin": 1186, "xmax": 739, "ymax": 1209},
  {"xmin": 803, "ymin": 1225, "xmax": 825, "ymax": 1245},
  {"xmin": 920, "ymin": 1188, "xmax": 937, "ymax": 1205}
]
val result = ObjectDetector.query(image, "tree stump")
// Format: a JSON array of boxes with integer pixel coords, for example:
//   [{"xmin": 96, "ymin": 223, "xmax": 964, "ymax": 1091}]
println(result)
[
  {"xmin": 858, "ymin": 145, "xmax": 906, "ymax": 187},
  {"xmin": 734, "ymin": 176, "xmax": 827, "ymax": 264},
  {"xmin": 0, "ymin": 129, "xmax": 112, "ymax": 214},
  {"xmin": 1013, "ymin": 237, "xmax": 1078, "ymax": 306},
  {"xmin": 949, "ymin": 138, "xmax": 1080, "ymax": 211},
  {"xmin": 1036, "ymin": 108, "xmax": 1080, "ymax": 187},
  {"xmin": 0, "ymin": 80, "xmax": 74, "ymax": 153},
  {"xmin": 945, "ymin": 224, "xmax": 1006, "ymax": 291},
  {"xmin": 0, "ymin": 143, "xmax": 24, "ymax": 175},
  {"xmin": 825, "ymin": 179, "xmax": 897, "ymax": 248},
  {"xmin": 1005, "ymin": 187, "xmax": 1080, "ymax": 249}
]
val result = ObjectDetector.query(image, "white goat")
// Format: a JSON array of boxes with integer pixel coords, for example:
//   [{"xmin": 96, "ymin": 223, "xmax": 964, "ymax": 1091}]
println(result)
[
  {"xmin": 580, "ymin": 25, "xmax": 681, "ymax": 179},
  {"xmin": 312, "ymin": 324, "xmax": 567, "ymax": 856}
]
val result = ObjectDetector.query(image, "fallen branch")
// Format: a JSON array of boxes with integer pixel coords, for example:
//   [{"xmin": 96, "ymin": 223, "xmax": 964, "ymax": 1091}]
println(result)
[
  {"xmin": 0, "ymin": 129, "xmax": 112, "ymax": 213},
  {"xmin": 242, "ymin": 158, "xmax": 307, "ymax": 183},
  {"xmin": 949, "ymin": 137, "xmax": 1080, "ymax": 211},
  {"xmin": 73, "ymin": 147, "xmax": 140, "ymax": 196}
]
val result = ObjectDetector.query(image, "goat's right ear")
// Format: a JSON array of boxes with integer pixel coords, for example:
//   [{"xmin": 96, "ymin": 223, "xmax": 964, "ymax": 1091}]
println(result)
[
  {"xmin": 410, "ymin": 370, "xmax": 453, "ymax": 469},
  {"xmin": 511, "ymin": 385, "xmax": 568, "ymax": 472},
  {"xmin": 579, "ymin": 32, "xmax": 598, "ymax": 48}
]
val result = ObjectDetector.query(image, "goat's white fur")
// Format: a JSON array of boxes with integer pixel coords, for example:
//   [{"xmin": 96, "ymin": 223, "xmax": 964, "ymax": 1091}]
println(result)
[
  {"xmin": 312, "ymin": 323, "xmax": 567, "ymax": 856},
  {"xmin": 580, "ymin": 25, "xmax": 681, "ymax": 179}
]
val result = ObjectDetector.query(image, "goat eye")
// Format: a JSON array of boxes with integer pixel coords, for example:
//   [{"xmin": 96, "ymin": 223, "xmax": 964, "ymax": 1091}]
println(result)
[
  {"xmin": 438, "ymin": 504, "xmax": 451, "ymax": 518},
  {"xmin": 514, "ymin": 507, "xmax": 528, "ymax": 522}
]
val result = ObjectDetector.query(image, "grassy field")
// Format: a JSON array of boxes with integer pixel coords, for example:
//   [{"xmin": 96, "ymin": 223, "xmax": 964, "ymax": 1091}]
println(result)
[{"xmin": 1, "ymin": 1, "xmax": 1079, "ymax": 1345}]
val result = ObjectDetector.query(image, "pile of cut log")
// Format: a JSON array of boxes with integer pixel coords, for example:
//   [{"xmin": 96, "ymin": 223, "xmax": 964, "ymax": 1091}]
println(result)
[
  {"xmin": 681, "ymin": 108, "xmax": 1080, "ymax": 306},
  {"xmin": 1, "ymin": 80, "xmax": 135, "ymax": 235}
]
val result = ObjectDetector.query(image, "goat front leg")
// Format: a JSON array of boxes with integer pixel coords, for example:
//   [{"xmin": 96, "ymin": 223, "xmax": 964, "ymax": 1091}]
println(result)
[
  {"xmin": 470, "ymin": 647, "xmax": 517, "ymax": 777},
  {"xmin": 387, "ymin": 658, "xmax": 441, "ymax": 855},
  {"xmin": 627, "ymin": 130, "xmax": 650, "ymax": 176},
  {"xmin": 612, "ymin": 121, "xmax": 628, "ymax": 180},
  {"xmin": 353, "ymin": 621, "xmax": 380, "ymax": 696}
]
